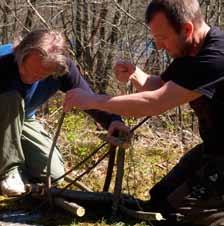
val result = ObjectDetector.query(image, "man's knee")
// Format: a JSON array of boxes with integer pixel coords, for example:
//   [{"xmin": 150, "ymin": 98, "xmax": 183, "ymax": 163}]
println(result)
[
  {"xmin": 178, "ymin": 144, "xmax": 203, "ymax": 165},
  {"xmin": 50, "ymin": 158, "xmax": 65, "ymax": 181},
  {"xmin": 0, "ymin": 91, "xmax": 24, "ymax": 119},
  {"xmin": 25, "ymin": 149, "xmax": 65, "ymax": 182},
  {"xmin": 0, "ymin": 90, "xmax": 23, "ymax": 103}
]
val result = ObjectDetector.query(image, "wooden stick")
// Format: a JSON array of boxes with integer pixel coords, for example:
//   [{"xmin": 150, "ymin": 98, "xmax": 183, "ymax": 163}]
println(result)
[
  {"xmin": 54, "ymin": 197, "xmax": 85, "ymax": 217},
  {"xmin": 103, "ymin": 145, "xmax": 117, "ymax": 192},
  {"xmin": 112, "ymin": 147, "xmax": 125, "ymax": 216},
  {"xmin": 120, "ymin": 205, "xmax": 165, "ymax": 221},
  {"xmin": 26, "ymin": 0, "xmax": 51, "ymax": 29},
  {"xmin": 64, "ymin": 176, "xmax": 93, "ymax": 192}
]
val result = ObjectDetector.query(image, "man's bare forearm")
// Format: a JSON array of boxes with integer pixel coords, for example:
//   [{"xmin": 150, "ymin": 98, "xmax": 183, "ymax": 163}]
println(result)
[{"xmin": 91, "ymin": 92, "xmax": 159, "ymax": 118}]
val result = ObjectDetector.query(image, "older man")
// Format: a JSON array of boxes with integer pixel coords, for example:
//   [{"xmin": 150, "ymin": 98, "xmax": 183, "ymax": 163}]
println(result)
[
  {"xmin": 0, "ymin": 29, "xmax": 127, "ymax": 197},
  {"xmin": 63, "ymin": 0, "xmax": 224, "ymax": 225}
]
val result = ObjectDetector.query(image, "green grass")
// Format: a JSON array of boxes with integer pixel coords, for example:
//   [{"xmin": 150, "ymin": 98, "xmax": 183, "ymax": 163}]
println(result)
[{"xmin": 0, "ymin": 101, "xmax": 200, "ymax": 225}]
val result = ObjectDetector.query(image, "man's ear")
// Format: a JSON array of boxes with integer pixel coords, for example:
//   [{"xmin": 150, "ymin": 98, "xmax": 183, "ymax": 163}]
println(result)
[{"xmin": 182, "ymin": 22, "xmax": 194, "ymax": 39}]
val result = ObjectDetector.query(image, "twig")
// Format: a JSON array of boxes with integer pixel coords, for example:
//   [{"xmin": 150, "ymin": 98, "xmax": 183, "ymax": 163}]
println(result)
[
  {"xmin": 26, "ymin": 0, "xmax": 51, "ymax": 29},
  {"xmin": 112, "ymin": 0, "xmax": 140, "ymax": 24},
  {"xmin": 64, "ymin": 176, "xmax": 92, "ymax": 192},
  {"xmin": 131, "ymin": 116, "xmax": 150, "ymax": 132},
  {"xmin": 2, "ymin": 0, "xmax": 30, "ymax": 32},
  {"xmin": 120, "ymin": 205, "xmax": 165, "ymax": 221}
]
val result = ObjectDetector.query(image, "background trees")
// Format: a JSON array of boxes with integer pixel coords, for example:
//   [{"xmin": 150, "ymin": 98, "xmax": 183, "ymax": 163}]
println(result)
[{"xmin": 0, "ymin": 0, "xmax": 223, "ymax": 93}]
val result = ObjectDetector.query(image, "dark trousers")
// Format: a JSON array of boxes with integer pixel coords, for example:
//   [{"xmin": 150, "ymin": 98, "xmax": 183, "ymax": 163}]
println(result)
[
  {"xmin": 148, "ymin": 144, "xmax": 224, "ymax": 226},
  {"xmin": 0, "ymin": 91, "xmax": 64, "ymax": 181}
]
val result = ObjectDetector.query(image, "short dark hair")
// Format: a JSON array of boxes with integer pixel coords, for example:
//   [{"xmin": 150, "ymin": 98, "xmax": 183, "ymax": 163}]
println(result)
[{"xmin": 145, "ymin": 0, "xmax": 204, "ymax": 32}]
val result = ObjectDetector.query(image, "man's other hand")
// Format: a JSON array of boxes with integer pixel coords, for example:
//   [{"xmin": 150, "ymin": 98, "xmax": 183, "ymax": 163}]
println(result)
[
  {"xmin": 107, "ymin": 120, "xmax": 132, "ymax": 148},
  {"xmin": 114, "ymin": 60, "xmax": 136, "ymax": 83}
]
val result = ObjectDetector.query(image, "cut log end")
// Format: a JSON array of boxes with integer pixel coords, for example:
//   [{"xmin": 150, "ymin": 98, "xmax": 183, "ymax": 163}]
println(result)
[
  {"xmin": 54, "ymin": 197, "xmax": 86, "ymax": 217},
  {"xmin": 120, "ymin": 205, "xmax": 165, "ymax": 221},
  {"xmin": 76, "ymin": 207, "xmax": 85, "ymax": 217}
]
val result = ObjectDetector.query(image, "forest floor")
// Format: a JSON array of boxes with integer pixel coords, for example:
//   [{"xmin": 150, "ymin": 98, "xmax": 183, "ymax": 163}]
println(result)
[{"xmin": 0, "ymin": 102, "xmax": 200, "ymax": 226}]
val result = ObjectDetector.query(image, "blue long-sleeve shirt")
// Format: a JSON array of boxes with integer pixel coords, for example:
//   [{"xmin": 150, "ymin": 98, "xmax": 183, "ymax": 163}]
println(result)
[{"xmin": 0, "ymin": 44, "xmax": 120, "ymax": 129}]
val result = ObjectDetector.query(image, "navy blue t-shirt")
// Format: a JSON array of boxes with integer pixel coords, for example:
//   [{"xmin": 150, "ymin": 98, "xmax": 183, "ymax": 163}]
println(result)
[{"xmin": 161, "ymin": 27, "xmax": 224, "ymax": 154}]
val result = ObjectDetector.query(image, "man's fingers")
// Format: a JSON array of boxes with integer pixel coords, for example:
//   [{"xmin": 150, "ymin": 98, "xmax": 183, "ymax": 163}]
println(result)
[
  {"xmin": 108, "ymin": 121, "xmax": 130, "ymax": 136},
  {"xmin": 106, "ymin": 136, "xmax": 130, "ymax": 148}
]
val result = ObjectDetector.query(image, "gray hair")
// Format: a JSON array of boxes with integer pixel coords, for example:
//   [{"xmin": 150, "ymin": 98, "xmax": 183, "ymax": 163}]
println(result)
[
  {"xmin": 145, "ymin": 0, "xmax": 204, "ymax": 32},
  {"xmin": 14, "ymin": 29, "xmax": 69, "ymax": 76}
]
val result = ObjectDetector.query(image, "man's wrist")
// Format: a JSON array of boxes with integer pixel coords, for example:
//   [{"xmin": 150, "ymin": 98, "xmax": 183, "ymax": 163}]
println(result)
[
  {"xmin": 111, "ymin": 114, "xmax": 122, "ymax": 122},
  {"xmin": 91, "ymin": 93, "xmax": 109, "ymax": 110}
]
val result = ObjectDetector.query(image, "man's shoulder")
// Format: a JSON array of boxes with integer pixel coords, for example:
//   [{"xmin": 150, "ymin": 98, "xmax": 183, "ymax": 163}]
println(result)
[
  {"xmin": 161, "ymin": 27, "xmax": 224, "ymax": 95},
  {"xmin": 203, "ymin": 26, "xmax": 224, "ymax": 51},
  {"xmin": 0, "ymin": 52, "xmax": 15, "ymax": 66},
  {"xmin": 209, "ymin": 26, "xmax": 224, "ymax": 37}
]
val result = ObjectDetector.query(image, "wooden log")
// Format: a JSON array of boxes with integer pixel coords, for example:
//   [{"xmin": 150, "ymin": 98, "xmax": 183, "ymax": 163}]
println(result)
[
  {"xmin": 50, "ymin": 188, "xmax": 113, "ymax": 204},
  {"xmin": 50, "ymin": 188, "xmax": 145, "ymax": 208},
  {"xmin": 54, "ymin": 197, "xmax": 85, "ymax": 217},
  {"xmin": 29, "ymin": 185, "xmax": 146, "ymax": 209},
  {"xmin": 30, "ymin": 186, "xmax": 166, "ymax": 222}
]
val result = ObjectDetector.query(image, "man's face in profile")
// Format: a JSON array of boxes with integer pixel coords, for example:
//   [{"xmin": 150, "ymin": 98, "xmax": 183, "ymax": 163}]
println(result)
[{"xmin": 19, "ymin": 50, "xmax": 57, "ymax": 84}]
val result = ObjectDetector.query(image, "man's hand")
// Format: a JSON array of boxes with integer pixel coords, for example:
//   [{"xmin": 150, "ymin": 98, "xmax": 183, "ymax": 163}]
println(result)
[
  {"xmin": 63, "ymin": 88, "xmax": 95, "ymax": 112},
  {"xmin": 106, "ymin": 120, "xmax": 132, "ymax": 148},
  {"xmin": 114, "ymin": 60, "xmax": 136, "ymax": 83}
]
